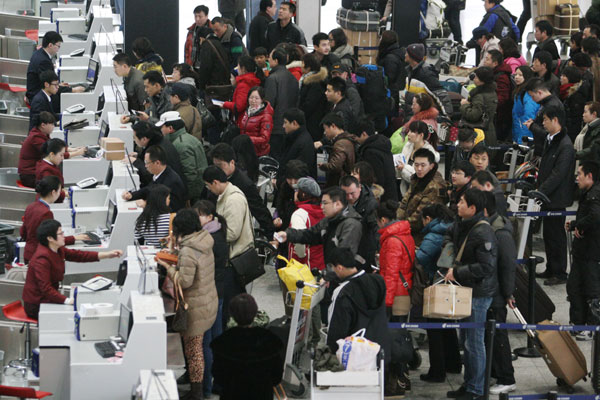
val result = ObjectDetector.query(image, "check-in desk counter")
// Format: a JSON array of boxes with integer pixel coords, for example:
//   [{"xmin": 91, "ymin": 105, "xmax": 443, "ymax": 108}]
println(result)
[
  {"xmin": 60, "ymin": 189, "xmax": 142, "ymax": 274},
  {"xmin": 38, "ymin": 291, "xmax": 166, "ymax": 400},
  {"xmin": 62, "ymin": 155, "xmax": 109, "ymax": 185},
  {"xmin": 106, "ymin": 111, "xmax": 133, "ymax": 153},
  {"xmin": 99, "ymin": 85, "xmax": 128, "ymax": 125},
  {"xmin": 54, "ymin": 5, "xmax": 117, "ymax": 56}
]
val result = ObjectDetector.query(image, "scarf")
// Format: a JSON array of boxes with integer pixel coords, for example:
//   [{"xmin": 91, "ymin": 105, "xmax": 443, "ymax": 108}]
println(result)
[{"xmin": 559, "ymin": 83, "xmax": 575, "ymax": 101}]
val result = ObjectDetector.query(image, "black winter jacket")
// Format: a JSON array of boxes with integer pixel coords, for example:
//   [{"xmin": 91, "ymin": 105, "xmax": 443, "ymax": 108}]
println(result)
[
  {"xmin": 265, "ymin": 19, "xmax": 307, "ymax": 51},
  {"xmin": 197, "ymin": 37, "xmax": 231, "ymax": 90},
  {"xmin": 528, "ymin": 94, "xmax": 564, "ymax": 156},
  {"xmin": 446, "ymin": 212, "xmax": 498, "ymax": 298},
  {"xmin": 134, "ymin": 135, "xmax": 184, "ymax": 188},
  {"xmin": 489, "ymin": 214, "xmax": 516, "ymax": 308},
  {"xmin": 564, "ymin": 83, "xmax": 587, "ymax": 142},
  {"xmin": 331, "ymin": 97, "xmax": 357, "ymax": 132},
  {"xmin": 299, "ymin": 67, "xmax": 328, "ymax": 141},
  {"xmin": 276, "ymin": 126, "xmax": 317, "ymax": 185},
  {"xmin": 576, "ymin": 118, "xmax": 600, "ymax": 161},
  {"xmin": 378, "ymin": 43, "xmax": 406, "ymax": 92},
  {"xmin": 538, "ymin": 130, "xmax": 576, "ymax": 208},
  {"xmin": 352, "ymin": 185, "xmax": 379, "ymax": 268},
  {"xmin": 358, "ymin": 134, "xmax": 398, "ymax": 201},
  {"xmin": 265, "ymin": 65, "xmax": 300, "ymax": 136},
  {"xmin": 326, "ymin": 270, "xmax": 391, "ymax": 365},
  {"xmin": 286, "ymin": 206, "xmax": 363, "ymax": 263},
  {"xmin": 534, "ymin": 37, "xmax": 560, "ymax": 60},
  {"xmin": 406, "ymin": 61, "xmax": 453, "ymax": 117},
  {"xmin": 570, "ymin": 182, "xmax": 600, "ymax": 261},
  {"xmin": 248, "ymin": 11, "xmax": 273, "ymax": 53}
]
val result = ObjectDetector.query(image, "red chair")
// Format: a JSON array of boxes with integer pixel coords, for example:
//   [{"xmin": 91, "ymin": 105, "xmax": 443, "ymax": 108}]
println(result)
[
  {"xmin": 2, "ymin": 301, "xmax": 37, "ymax": 377},
  {"xmin": 0, "ymin": 385, "xmax": 52, "ymax": 399},
  {"xmin": 16, "ymin": 180, "xmax": 28, "ymax": 188}
]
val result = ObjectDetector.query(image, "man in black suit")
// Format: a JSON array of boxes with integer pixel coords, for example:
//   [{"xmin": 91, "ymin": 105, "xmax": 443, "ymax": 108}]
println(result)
[
  {"xmin": 26, "ymin": 31, "xmax": 84, "ymax": 105},
  {"xmin": 29, "ymin": 71, "xmax": 59, "ymax": 130},
  {"xmin": 122, "ymin": 145, "xmax": 187, "ymax": 212}
]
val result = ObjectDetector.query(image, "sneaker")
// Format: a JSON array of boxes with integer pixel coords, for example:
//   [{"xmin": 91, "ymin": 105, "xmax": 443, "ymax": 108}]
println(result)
[
  {"xmin": 398, "ymin": 373, "xmax": 411, "ymax": 392},
  {"xmin": 535, "ymin": 270, "xmax": 553, "ymax": 279},
  {"xmin": 576, "ymin": 331, "xmax": 593, "ymax": 341},
  {"xmin": 489, "ymin": 383, "xmax": 517, "ymax": 394},
  {"xmin": 447, "ymin": 385, "xmax": 467, "ymax": 398},
  {"xmin": 384, "ymin": 383, "xmax": 405, "ymax": 398},
  {"xmin": 456, "ymin": 392, "xmax": 484, "ymax": 400},
  {"xmin": 420, "ymin": 373, "xmax": 445, "ymax": 383}
]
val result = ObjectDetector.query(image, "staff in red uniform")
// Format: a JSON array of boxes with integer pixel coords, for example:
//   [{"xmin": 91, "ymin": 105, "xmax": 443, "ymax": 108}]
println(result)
[
  {"xmin": 20, "ymin": 176, "xmax": 89, "ymax": 263},
  {"xmin": 18, "ymin": 112, "xmax": 85, "ymax": 188},
  {"xmin": 35, "ymin": 138, "xmax": 67, "ymax": 203},
  {"xmin": 22, "ymin": 219, "xmax": 122, "ymax": 319}
]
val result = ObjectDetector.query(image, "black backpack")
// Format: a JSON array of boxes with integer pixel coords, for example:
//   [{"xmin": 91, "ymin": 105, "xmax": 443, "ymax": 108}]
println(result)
[{"xmin": 355, "ymin": 64, "xmax": 392, "ymax": 118}]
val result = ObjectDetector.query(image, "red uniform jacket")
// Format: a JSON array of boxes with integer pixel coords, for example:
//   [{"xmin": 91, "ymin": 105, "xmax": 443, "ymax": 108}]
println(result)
[
  {"xmin": 238, "ymin": 102, "xmax": 274, "ymax": 157},
  {"xmin": 20, "ymin": 200, "xmax": 75, "ymax": 262},
  {"xmin": 378, "ymin": 220, "xmax": 416, "ymax": 307},
  {"xmin": 18, "ymin": 128, "xmax": 69, "ymax": 180},
  {"xmin": 35, "ymin": 160, "xmax": 65, "ymax": 203},
  {"xmin": 22, "ymin": 245, "xmax": 98, "ymax": 305},
  {"xmin": 224, "ymin": 73, "xmax": 262, "ymax": 121}
]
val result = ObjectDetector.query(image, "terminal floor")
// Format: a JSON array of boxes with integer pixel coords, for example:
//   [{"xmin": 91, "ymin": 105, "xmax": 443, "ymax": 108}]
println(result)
[{"xmin": 238, "ymin": 231, "xmax": 597, "ymax": 399}]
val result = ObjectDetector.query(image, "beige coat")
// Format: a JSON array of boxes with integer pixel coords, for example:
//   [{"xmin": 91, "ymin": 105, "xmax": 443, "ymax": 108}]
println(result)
[
  {"xmin": 168, "ymin": 230, "xmax": 217, "ymax": 338},
  {"xmin": 173, "ymin": 99, "xmax": 203, "ymax": 141},
  {"xmin": 216, "ymin": 182, "xmax": 254, "ymax": 258}
]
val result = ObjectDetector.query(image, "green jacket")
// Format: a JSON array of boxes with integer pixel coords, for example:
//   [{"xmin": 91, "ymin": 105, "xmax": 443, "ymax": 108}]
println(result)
[
  {"xmin": 166, "ymin": 127, "xmax": 207, "ymax": 200},
  {"xmin": 460, "ymin": 82, "xmax": 498, "ymax": 145}
]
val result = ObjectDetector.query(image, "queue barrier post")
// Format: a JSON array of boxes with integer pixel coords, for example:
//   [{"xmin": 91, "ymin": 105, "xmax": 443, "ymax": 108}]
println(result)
[
  {"xmin": 547, "ymin": 390, "xmax": 558, "ymax": 400},
  {"xmin": 484, "ymin": 319, "xmax": 496, "ymax": 400},
  {"xmin": 514, "ymin": 256, "xmax": 542, "ymax": 358}
]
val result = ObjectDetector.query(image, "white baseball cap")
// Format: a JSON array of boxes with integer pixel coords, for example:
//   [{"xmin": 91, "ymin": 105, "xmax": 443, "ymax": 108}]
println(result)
[{"xmin": 155, "ymin": 111, "xmax": 182, "ymax": 127}]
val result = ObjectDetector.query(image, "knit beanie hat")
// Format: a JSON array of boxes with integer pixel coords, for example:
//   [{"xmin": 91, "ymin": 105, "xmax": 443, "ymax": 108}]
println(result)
[{"xmin": 406, "ymin": 43, "xmax": 425, "ymax": 62}]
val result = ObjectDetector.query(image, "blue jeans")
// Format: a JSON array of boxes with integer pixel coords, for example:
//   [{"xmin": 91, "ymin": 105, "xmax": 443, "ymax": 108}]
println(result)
[
  {"xmin": 461, "ymin": 296, "xmax": 492, "ymax": 396},
  {"xmin": 202, "ymin": 299, "xmax": 223, "ymax": 395}
]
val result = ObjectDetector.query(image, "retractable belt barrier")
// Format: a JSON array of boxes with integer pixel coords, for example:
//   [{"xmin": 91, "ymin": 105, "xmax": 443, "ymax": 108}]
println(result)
[
  {"xmin": 436, "ymin": 144, "xmax": 517, "ymax": 152},
  {"xmin": 504, "ymin": 393, "xmax": 600, "ymax": 399},
  {"xmin": 389, "ymin": 322, "xmax": 600, "ymax": 332},
  {"xmin": 507, "ymin": 210, "xmax": 577, "ymax": 218}
]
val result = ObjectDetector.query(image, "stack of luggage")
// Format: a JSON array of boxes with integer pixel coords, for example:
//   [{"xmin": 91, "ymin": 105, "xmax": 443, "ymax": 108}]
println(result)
[{"xmin": 336, "ymin": 1, "xmax": 381, "ymax": 65}]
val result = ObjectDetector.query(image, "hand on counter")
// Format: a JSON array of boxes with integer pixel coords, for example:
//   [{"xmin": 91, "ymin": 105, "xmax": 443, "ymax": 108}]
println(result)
[
  {"xmin": 98, "ymin": 250, "xmax": 123, "ymax": 260},
  {"xmin": 74, "ymin": 233, "xmax": 90, "ymax": 241},
  {"xmin": 122, "ymin": 191, "xmax": 132, "ymax": 201},
  {"xmin": 68, "ymin": 146, "xmax": 86, "ymax": 157}
]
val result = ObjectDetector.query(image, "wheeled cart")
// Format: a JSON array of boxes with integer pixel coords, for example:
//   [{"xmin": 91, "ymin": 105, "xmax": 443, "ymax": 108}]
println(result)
[{"xmin": 310, "ymin": 350, "xmax": 385, "ymax": 399}]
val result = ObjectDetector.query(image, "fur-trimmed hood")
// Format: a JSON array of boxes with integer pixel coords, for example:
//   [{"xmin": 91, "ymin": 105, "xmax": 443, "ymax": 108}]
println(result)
[
  {"xmin": 302, "ymin": 67, "xmax": 328, "ymax": 85},
  {"xmin": 413, "ymin": 107, "xmax": 439, "ymax": 121}
]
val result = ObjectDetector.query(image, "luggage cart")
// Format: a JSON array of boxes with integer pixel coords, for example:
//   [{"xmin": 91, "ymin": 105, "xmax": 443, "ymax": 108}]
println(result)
[
  {"xmin": 310, "ymin": 348, "xmax": 385, "ymax": 399},
  {"xmin": 281, "ymin": 280, "xmax": 326, "ymax": 397}
]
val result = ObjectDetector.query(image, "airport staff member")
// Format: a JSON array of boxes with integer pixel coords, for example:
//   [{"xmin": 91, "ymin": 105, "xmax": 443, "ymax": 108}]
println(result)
[
  {"xmin": 26, "ymin": 31, "xmax": 84, "ymax": 105},
  {"xmin": 21, "ymin": 176, "xmax": 89, "ymax": 263},
  {"xmin": 22, "ymin": 219, "xmax": 122, "ymax": 319}
]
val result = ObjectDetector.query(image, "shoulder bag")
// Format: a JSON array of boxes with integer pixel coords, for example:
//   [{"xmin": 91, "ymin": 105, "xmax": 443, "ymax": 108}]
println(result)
[
  {"xmin": 172, "ymin": 271, "xmax": 188, "ymax": 333},
  {"xmin": 390, "ymin": 235, "xmax": 414, "ymax": 316},
  {"xmin": 229, "ymin": 201, "xmax": 265, "ymax": 286},
  {"xmin": 204, "ymin": 40, "xmax": 234, "ymax": 102}
]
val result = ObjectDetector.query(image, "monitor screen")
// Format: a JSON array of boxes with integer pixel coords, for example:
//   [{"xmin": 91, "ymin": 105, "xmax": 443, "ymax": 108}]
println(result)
[
  {"xmin": 118, "ymin": 303, "xmax": 133, "ymax": 343},
  {"xmin": 106, "ymin": 199, "xmax": 117, "ymax": 231},
  {"xmin": 97, "ymin": 119, "xmax": 109, "ymax": 145},
  {"xmin": 104, "ymin": 163, "xmax": 113, "ymax": 185},
  {"xmin": 97, "ymin": 92, "xmax": 105, "ymax": 112},
  {"xmin": 86, "ymin": 59, "xmax": 99, "ymax": 85}
]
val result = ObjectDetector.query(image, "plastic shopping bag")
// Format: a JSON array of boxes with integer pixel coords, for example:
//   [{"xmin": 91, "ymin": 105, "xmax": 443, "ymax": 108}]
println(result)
[
  {"xmin": 335, "ymin": 329, "xmax": 381, "ymax": 371},
  {"xmin": 276, "ymin": 255, "xmax": 317, "ymax": 310}
]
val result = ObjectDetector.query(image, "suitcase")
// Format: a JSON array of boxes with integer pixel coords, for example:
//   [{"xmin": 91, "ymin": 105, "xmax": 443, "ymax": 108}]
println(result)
[
  {"xmin": 514, "ymin": 308, "xmax": 587, "ymax": 388},
  {"xmin": 267, "ymin": 316, "xmax": 291, "ymax": 365},
  {"xmin": 513, "ymin": 263, "xmax": 556, "ymax": 323},
  {"xmin": 554, "ymin": 3, "xmax": 580, "ymax": 35},
  {"xmin": 336, "ymin": 8, "xmax": 380, "ymax": 32},
  {"xmin": 341, "ymin": 0, "xmax": 379, "ymax": 11}
]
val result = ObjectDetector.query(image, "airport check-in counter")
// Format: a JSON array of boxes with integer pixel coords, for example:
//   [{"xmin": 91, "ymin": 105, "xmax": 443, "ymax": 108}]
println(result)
[
  {"xmin": 50, "ymin": 188, "xmax": 142, "ymax": 275},
  {"xmin": 60, "ymin": 52, "xmax": 123, "ymax": 111},
  {"xmin": 38, "ymin": 289, "xmax": 166, "ymax": 400}
]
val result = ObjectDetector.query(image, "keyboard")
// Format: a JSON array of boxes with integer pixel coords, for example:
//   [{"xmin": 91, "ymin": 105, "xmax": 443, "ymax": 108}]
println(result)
[
  {"xmin": 84, "ymin": 145, "xmax": 101, "ymax": 158},
  {"xmin": 83, "ymin": 231, "xmax": 102, "ymax": 245},
  {"xmin": 94, "ymin": 341, "xmax": 116, "ymax": 358}
]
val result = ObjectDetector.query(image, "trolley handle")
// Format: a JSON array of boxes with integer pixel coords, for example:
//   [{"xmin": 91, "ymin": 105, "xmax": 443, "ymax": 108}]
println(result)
[{"xmin": 295, "ymin": 280, "xmax": 320, "ymax": 289}]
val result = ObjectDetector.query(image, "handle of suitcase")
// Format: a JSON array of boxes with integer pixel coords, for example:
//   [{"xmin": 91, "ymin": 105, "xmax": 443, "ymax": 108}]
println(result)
[{"xmin": 513, "ymin": 306, "xmax": 536, "ymax": 339}]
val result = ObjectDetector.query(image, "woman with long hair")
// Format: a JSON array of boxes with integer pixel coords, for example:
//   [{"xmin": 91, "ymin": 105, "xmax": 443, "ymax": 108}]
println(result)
[
  {"xmin": 499, "ymin": 38, "xmax": 526, "ymax": 73},
  {"xmin": 156, "ymin": 208, "xmax": 218, "ymax": 400},
  {"xmin": 404, "ymin": 92, "xmax": 439, "ymax": 133},
  {"xmin": 397, "ymin": 121, "xmax": 440, "ymax": 195},
  {"xmin": 237, "ymin": 86, "xmax": 274, "ymax": 157},
  {"xmin": 134, "ymin": 184, "xmax": 171, "ymax": 247},
  {"xmin": 21, "ymin": 175, "xmax": 88, "ymax": 263},
  {"xmin": 193, "ymin": 200, "xmax": 229, "ymax": 397},
  {"xmin": 512, "ymin": 65, "xmax": 540, "ymax": 143},
  {"xmin": 232, "ymin": 134, "xmax": 259, "ymax": 182},
  {"xmin": 299, "ymin": 53, "xmax": 328, "ymax": 141},
  {"xmin": 35, "ymin": 138, "xmax": 67, "ymax": 203},
  {"xmin": 223, "ymin": 55, "xmax": 265, "ymax": 121},
  {"xmin": 329, "ymin": 28, "xmax": 355, "ymax": 71},
  {"xmin": 131, "ymin": 36, "xmax": 164, "ymax": 73},
  {"xmin": 377, "ymin": 30, "xmax": 406, "ymax": 107}
]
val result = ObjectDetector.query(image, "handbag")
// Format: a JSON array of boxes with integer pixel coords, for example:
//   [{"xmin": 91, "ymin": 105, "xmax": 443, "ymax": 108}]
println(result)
[
  {"xmin": 390, "ymin": 235, "xmax": 414, "ymax": 316},
  {"xmin": 172, "ymin": 271, "xmax": 188, "ymax": 333},
  {"xmin": 204, "ymin": 39, "xmax": 234, "ymax": 102},
  {"xmin": 229, "ymin": 206, "xmax": 265, "ymax": 286},
  {"xmin": 440, "ymin": 78, "xmax": 461, "ymax": 93},
  {"xmin": 389, "ymin": 327, "xmax": 415, "ymax": 364}
]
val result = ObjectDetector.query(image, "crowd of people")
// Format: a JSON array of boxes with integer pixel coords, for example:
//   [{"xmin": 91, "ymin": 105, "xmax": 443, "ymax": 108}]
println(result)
[{"xmin": 13, "ymin": 0, "xmax": 600, "ymax": 399}]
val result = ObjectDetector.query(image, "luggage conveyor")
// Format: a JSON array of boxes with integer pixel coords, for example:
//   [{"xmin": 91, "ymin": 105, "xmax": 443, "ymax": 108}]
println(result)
[
  {"xmin": 0, "ymin": 167, "xmax": 36, "ymax": 223},
  {"xmin": 0, "ymin": 57, "xmax": 28, "ymax": 85},
  {"xmin": 0, "ymin": 114, "xmax": 29, "ymax": 145}
]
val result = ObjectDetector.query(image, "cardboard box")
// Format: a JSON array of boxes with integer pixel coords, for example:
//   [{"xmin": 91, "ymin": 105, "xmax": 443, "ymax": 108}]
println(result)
[
  {"xmin": 536, "ymin": 0, "xmax": 577, "ymax": 20},
  {"xmin": 103, "ymin": 150, "xmax": 125, "ymax": 161},
  {"xmin": 423, "ymin": 284, "xmax": 472, "ymax": 320},
  {"xmin": 358, "ymin": 50, "xmax": 377, "ymax": 65},
  {"xmin": 100, "ymin": 137, "xmax": 124, "ymax": 151},
  {"xmin": 343, "ymin": 28, "xmax": 379, "ymax": 48},
  {"xmin": 554, "ymin": 3, "xmax": 580, "ymax": 35}
]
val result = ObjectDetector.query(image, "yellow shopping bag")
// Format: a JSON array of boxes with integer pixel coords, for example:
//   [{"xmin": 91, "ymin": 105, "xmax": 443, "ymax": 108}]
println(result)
[{"xmin": 277, "ymin": 255, "xmax": 318, "ymax": 310}]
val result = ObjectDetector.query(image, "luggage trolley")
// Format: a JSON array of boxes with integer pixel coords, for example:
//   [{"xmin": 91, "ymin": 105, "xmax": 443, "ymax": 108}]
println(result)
[{"xmin": 281, "ymin": 279, "xmax": 326, "ymax": 397}]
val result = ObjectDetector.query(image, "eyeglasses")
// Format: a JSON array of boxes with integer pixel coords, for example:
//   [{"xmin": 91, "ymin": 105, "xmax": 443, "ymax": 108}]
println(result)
[
  {"xmin": 320, "ymin": 200, "xmax": 332, "ymax": 206},
  {"xmin": 50, "ymin": 82, "xmax": 60, "ymax": 87}
]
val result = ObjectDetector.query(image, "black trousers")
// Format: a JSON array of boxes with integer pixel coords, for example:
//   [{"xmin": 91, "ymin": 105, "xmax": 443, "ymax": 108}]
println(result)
[
  {"xmin": 444, "ymin": 4, "xmax": 462, "ymax": 43},
  {"xmin": 488, "ymin": 306, "xmax": 515, "ymax": 385},
  {"xmin": 517, "ymin": 0, "xmax": 531, "ymax": 42},
  {"xmin": 542, "ymin": 209, "xmax": 568, "ymax": 280},
  {"xmin": 426, "ymin": 325, "xmax": 462, "ymax": 378},
  {"xmin": 221, "ymin": 267, "xmax": 246, "ymax": 331},
  {"xmin": 567, "ymin": 257, "xmax": 600, "ymax": 324},
  {"xmin": 269, "ymin": 135, "xmax": 285, "ymax": 162}
]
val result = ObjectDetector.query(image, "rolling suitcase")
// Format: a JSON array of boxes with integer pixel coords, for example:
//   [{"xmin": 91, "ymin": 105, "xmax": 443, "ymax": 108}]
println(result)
[
  {"xmin": 514, "ymin": 307, "xmax": 587, "ymax": 389},
  {"xmin": 336, "ymin": 8, "xmax": 380, "ymax": 32},
  {"xmin": 513, "ymin": 263, "xmax": 555, "ymax": 323}
]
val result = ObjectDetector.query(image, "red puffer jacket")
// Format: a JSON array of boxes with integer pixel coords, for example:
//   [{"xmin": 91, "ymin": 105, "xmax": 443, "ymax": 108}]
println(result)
[
  {"xmin": 224, "ymin": 73, "xmax": 262, "ymax": 121},
  {"xmin": 238, "ymin": 102, "xmax": 274, "ymax": 157},
  {"xmin": 378, "ymin": 220, "xmax": 416, "ymax": 307}
]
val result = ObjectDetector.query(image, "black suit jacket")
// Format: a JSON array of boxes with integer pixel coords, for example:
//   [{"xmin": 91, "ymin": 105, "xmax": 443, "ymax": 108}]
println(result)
[
  {"xmin": 29, "ymin": 90, "xmax": 56, "ymax": 130},
  {"xmin": 26, "ymin": 49, "xmax": 54, "ymax": 102},
  {"xmin": 537, "ymin": 130, "xmax": 576, "ymax": 209},
  {"xmin": 134, "ymin": 136, "xmax": 185, "ymax": 188},
  {"xmin": 130, "ymin": 166, "xmax": 187, "ymax": 212}
]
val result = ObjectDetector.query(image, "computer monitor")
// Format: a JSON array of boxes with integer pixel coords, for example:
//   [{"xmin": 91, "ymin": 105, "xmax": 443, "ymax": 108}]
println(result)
[
  {"xmin": 86, "ymin": 58, "xmax": 99, "ymax": 86},
  {"xmin": 97, "ymin": 92, "xmax": 105, "ymax": 112},
  {"xmin": 96, "ymin": 119, "xmax": 110, "ymax": 145},
  {"xmin": 118, "ymin": 303, "xmax": 133, "ymax": 343},
  {"xmin": 106, "ymin": 199, "xmax": 117, "ymax": 231},
  {"xmin": 124, "ymin": 147, "xmax": 138, "ymax": 191},
  {"xmin": 104, "ymin": 162, "xmax": 113, "ymax": 185}
]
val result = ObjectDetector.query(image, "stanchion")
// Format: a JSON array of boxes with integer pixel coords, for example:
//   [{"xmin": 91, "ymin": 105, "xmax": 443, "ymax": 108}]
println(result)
[
  {"xmin": 444, "ymin": 144, "xmax": 453, "ymax": 182},
  {"xmin": 498, "ymin": 394, "xmax": 509, "ymax": 400},
  {"xmin": 515, "ymin": 256, "xmax": 542, "ymax": 358},
  {"xmin": 484, "ymin": 319, "xmax": 496, "ymax": 400},
  {"xmin": 547, "ymin": 390, "xmax": 558, "ymax": 400}
]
